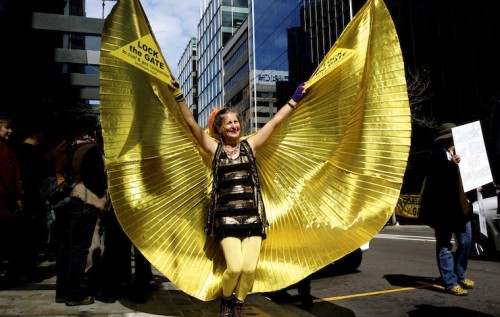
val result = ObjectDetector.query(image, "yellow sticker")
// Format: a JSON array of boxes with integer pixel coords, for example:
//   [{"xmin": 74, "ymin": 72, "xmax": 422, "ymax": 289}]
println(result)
[
  {"xmin": 306, "ymin": 48, "xmax": 356, "ymax": 88},
  {"xmin": 110, "ymin": 33, "xmax": 172, "ymax": 85},
  {"xmin": 394, "ymin": 194, "xmax": 421, "ymax": 219}
]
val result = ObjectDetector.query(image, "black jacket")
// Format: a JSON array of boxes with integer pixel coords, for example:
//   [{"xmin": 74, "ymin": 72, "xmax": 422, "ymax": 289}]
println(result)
[{"xmin": 419, "ymin": 146, "xmax": 471, "ymax": 230}]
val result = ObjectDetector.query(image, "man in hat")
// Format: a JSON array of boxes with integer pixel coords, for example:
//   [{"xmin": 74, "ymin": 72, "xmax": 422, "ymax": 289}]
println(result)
[{"xmin": 419, "ymin": 123, "xmax": 475, "ymax": 296}]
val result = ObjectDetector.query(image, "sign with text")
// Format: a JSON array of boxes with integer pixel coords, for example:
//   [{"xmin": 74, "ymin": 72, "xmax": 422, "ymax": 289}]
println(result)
[
  {"xmin": 110, "ymin": 34, "xmax": 173, "ymax": 86},
  {"xmin": 305, "ymin": 48, "xmax": 356, "ymax": 88},
  {"xmin": 452, "ymin": 121, "xmax": 493, "ymax": 192},
  {"xmin": 394, "ymin": 194, "xmax": 420, "ymax": 219}
]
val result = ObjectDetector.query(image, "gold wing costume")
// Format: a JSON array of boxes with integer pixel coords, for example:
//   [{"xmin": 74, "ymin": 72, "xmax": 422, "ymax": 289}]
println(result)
[{"xmin": 99, "ymin": 0, "xmax": 411, "ymax": 301}]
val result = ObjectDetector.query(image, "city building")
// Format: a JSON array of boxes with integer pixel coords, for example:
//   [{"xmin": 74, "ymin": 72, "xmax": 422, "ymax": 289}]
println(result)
[
  {"xmin": 222, "ymin": 1, "xmax": 311, "ymax": 134},
  {"xmin": 197, "ymin": 0, "xmax": 249, "ymax": 129},
  {"xmin": 178, "ymin": 37, "xmax": 199, "ymax": 121},
  {"xmin": 219, "ymin": 0, "xmax": 499, "ymax": 187},
  {"xmin": 0, "ymin": 0, "xmax": 101, "ymax": 134},
  {"xmin": 0, "ymin": 0, "xmax": 498, "ymax": 188}
]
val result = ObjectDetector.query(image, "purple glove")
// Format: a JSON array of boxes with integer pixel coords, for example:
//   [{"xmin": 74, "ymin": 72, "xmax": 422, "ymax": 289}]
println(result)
[{"xmin": 291, "ymin": 82, "xmax": 306, "ymax": 102}]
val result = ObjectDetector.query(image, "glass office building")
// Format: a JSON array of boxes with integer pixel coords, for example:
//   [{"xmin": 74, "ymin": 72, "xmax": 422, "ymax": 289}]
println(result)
[
  {"xmin": 242, "ymin": 1, "xmax": 305, "ymax": 133},
  {"xmin": 235, "ymin": 0, "xmax": 362, "ymax": 133},
  {"xmin": 197, "ymin": 0, "xmax": 249, "ymax": 129},
  {"xmin": 178, "ymin": 37, "xmax": 199, "ymax": 121}
]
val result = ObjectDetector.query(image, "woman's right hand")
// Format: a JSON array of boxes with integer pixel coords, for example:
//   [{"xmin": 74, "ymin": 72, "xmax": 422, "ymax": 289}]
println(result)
[{"xmin": 169, "ymin": 76, "xmax": 184, "ymax": 101}]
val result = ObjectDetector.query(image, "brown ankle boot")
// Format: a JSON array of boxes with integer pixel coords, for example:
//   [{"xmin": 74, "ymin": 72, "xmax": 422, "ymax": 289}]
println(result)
[
  {"xmin": 233, "ymin": 298, "xmax": 244, "ymax": 317},
  {"xmin": 217, "ymin": 296, "xmax": 234, "ymax": 317}
]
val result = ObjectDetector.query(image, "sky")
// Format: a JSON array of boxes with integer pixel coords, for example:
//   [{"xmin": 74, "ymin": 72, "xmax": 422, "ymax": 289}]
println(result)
[{"xmin": 86, "ymin": 0, "xmax": 200, "ymax": 75}]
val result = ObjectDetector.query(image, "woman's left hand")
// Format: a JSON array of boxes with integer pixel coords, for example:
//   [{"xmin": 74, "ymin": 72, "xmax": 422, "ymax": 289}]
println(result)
[{"xmin": 291, "ymin": 82, "xmax": 307, "ymax": 102}]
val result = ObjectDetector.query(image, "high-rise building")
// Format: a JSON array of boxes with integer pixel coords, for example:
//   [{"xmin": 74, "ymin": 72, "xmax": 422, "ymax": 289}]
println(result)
[
  {"xmin": 222, "ymin": 1, "xmax": 311, "ymax": 134},
  {"xmin": 0, "ymin": 0, "xmax": 103, "ymax": 136},
  {"xmin": 178, "ymin": 37, "xmax": 199, "ymax": 121},
  {"xmin": 222, "ymin": 20, "xmax": 250, "ymax": 132},
  {"xmin": 197, "ymin": 0, "xmax": 249, "ymax": 129},
  {"xmin": 246, "ymin": 1, "xmax": 307, "ymax": 133},
  {"xmin": 302, "ymin": 0, "xmax": 365, "ymax": 66}
]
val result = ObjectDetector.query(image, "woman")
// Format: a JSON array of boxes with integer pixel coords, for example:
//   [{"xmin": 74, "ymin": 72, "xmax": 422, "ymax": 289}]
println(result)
[{"xmin": 173, "ymin": 82, "xmax": 307, "ymax": 317}]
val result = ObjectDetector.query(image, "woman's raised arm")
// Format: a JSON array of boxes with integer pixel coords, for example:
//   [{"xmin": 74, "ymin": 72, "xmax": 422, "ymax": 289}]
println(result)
[{"xmin": 172, "ymin": 81, "xmax": 217, "ymax": 156}]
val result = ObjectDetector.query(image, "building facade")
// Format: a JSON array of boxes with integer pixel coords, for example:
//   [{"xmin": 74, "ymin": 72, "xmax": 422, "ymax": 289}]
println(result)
[
  {"xmin": 0, "ymin": 0, "xmax": 102, "ymax": 136},
  {"xmin": 197, "ymin": 0, "xmax": 249, "ymax": 129},
  {"xmin": 178, "ymin": 37, "xmax": 199, "ymax": 121},
  {"xmin": 221, "ymin": 0, "xmax": 362, "ymax": 134}
]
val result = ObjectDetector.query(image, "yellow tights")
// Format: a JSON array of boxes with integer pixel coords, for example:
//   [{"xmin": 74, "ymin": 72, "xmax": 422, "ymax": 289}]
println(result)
[{"xmin": 220, "ymin": 236, "xmax": 262, "ymax": 301}]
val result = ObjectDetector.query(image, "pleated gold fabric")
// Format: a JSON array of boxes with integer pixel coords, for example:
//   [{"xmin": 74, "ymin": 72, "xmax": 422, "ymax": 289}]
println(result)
[{"xmin": 99, "ymin": 0, "xmax": 411, "ymax": 301}]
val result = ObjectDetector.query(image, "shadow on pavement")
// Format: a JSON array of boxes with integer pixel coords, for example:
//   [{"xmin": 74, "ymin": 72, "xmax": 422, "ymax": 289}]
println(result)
[
  {"xmin": 383, "ymin": 273, "xmax": 444, "ymax": 293},
  {"xmin": 408, "ymin": 304, "xmax": 495, "ymax": 317}
]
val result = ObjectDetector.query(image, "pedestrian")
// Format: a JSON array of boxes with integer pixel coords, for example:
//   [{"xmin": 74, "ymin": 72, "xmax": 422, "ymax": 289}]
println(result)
[
  {"xmin": 172, "ymin": 80, "xmax": 307, "ymax": 317},
  {"xmin": 11, "ymin": 123, "xmax": 50, "ymax": 277},
  {"xmin": 40, "ymin": 137, "xmax": 71, "ymax": 261},
  {"xmin": 0, "ymin": 116, "xmax": 25, "ymax": 284},
  {"xmin": 419, "ymin": 122, "xmax": 475, "ymax": 296},
  {"xmin": 95, "ymin": 202, "xmax": 158, "ymax": 304},
  {"xmin": 55, "ymin": 117, "xmax": 107, "ymax": 306}
]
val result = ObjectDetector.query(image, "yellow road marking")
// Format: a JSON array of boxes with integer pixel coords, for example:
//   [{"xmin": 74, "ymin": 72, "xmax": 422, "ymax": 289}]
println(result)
[{"xmin": 310, "ymin": 281, "xmax": 443, "ymax": 303}]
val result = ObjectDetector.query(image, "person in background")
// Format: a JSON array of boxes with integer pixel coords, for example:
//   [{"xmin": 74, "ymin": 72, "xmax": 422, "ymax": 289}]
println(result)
[
  {"xmin": 419, "ymin": 122, "xmax": 475, "ymax": 296},
  {"xmin": 95, "ymin": 202, "xmax": 158, "ymax": 304},
  {"xmin": 55, "ymin": 117, "xmax": 107, "ymax": 306},
  {"xmin": 42, "ymin": 137, "xmax": 71, "ymax": 261},
  {"xmin": 172, "ymin": 80, "xmax": 307, "ymax": 317},
  {"xmin": 0, "ymin": 116, "xmax": 25, "ymax": 284},
  {"xmin": 11, "ymin": 124, "xmax": 50, "ymax": 279}
]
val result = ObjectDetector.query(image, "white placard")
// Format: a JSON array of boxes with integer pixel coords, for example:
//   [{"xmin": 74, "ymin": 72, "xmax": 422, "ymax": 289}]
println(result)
[
  {"xmin": 476, "ymin": 191, "xmax": 488, "ymax": 237},
  {"xmin": 452, "ymin": 121, "xmax": 493, "ymax": 192}
]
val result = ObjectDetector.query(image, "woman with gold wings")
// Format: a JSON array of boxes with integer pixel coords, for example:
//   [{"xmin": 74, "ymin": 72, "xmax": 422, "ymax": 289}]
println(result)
[
  {"xmin": 171, "ymin": 81, "xmax": 307, "ymax": 317},
  {"xmin": 100, "ymin": 0, "xmax": 410, "ymax": 305}
]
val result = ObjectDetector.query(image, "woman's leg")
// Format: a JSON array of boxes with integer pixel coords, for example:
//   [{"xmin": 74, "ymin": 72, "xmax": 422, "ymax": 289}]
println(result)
[
  {"xmin": 234, "ymin": 236, "xmax": 262, "ymax": 301},
  {"xmin": 220, "ymin": 237, "xmax": 243, "ymax": 297}
]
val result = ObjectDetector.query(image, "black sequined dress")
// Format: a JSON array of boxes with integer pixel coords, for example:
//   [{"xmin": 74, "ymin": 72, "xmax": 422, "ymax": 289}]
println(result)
[{"xmin": 206, "ymin": 140, "xmax": 268, "ymax": 242}]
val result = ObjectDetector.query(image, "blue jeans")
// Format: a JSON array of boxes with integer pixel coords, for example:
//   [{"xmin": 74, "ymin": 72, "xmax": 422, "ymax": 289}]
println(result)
[
  {"xmin": 434, "ymin": 220, "xmax": 471, "ymax": 289},
  {"xmin": 55, "ymin": 197, "xmax": 99, "ymax": 301}
]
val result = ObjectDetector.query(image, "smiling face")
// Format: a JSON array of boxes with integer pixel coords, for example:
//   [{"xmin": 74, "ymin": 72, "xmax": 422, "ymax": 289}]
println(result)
[
  {"xmin": 219, "ymin": 111, "xmax": 241, "ymax": 142},
  {"xmin": 0, "ymin": 120, "xmax": 12, "ymax": 140}
]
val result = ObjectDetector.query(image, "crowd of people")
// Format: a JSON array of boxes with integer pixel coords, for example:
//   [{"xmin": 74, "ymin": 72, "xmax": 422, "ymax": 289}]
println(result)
[{"xmin": 0, "ymin": 115, "xmax": 157, "ymax": 306}]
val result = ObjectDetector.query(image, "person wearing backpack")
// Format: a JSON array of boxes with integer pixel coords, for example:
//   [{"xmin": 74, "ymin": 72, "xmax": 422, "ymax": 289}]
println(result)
[{"xmin": 54, "ymin": 117, "xmax": 107, "ymax": 306}]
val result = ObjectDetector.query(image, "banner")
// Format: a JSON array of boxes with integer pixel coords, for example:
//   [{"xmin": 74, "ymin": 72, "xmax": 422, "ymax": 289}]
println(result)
[{"xmin": 453, "ymin": 121, "xmax": 494, "ymax": 192}]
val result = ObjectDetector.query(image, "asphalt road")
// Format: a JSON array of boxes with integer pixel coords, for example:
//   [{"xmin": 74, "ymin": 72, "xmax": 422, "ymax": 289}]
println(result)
[
  {"xmin": 1, "ymin": 224, "xmax": 497, "ymax": 316},
  {"xmin": 274, "ymin": 224, "xmax": 500, "ymax": 317}
]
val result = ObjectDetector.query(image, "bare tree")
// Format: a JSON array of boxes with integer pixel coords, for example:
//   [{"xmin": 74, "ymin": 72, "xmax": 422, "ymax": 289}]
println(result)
[{"xmin": 406, "ymin": 68, "xmax": 436, "ymax": 128}]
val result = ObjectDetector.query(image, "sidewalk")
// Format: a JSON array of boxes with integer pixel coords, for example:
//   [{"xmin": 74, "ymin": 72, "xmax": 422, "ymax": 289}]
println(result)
[{"xmin": 0, "ymin": 260, "xmax": 314, "ymax": 317}]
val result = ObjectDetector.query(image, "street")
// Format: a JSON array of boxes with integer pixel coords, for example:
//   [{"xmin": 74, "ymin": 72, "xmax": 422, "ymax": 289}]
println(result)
[
  {"xmin": 285, "ymin": 224, "xmax": 500, "ymax": 317},
  {"xmin": 1, "ymin": 224, "xmax": 498, "ymax": 316}
]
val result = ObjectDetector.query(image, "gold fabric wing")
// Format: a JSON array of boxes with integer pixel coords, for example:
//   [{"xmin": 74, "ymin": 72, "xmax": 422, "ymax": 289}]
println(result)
[{"xmin": 99, "ymin": 0, "xmax": 411, "ymax": 301}]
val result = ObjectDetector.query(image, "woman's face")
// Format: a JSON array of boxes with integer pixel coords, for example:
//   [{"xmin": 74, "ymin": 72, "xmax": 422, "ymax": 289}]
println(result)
[
  {"xmin": 0, "ymin": 122, "xmax": 12, "ymax": 140},
  {"xmin": 220, "ymin": 112, "xmax": 241, "ymax": 141}
]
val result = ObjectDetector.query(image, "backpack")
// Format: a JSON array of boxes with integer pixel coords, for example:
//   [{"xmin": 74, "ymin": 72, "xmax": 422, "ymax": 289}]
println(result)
[
  {"xmin": 41, "ymin": 141, "xmax": 104, "ymax": 210},
  {"xmin": 40, "ymin": 144, "xmax": 73, "ymax": 210}
]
